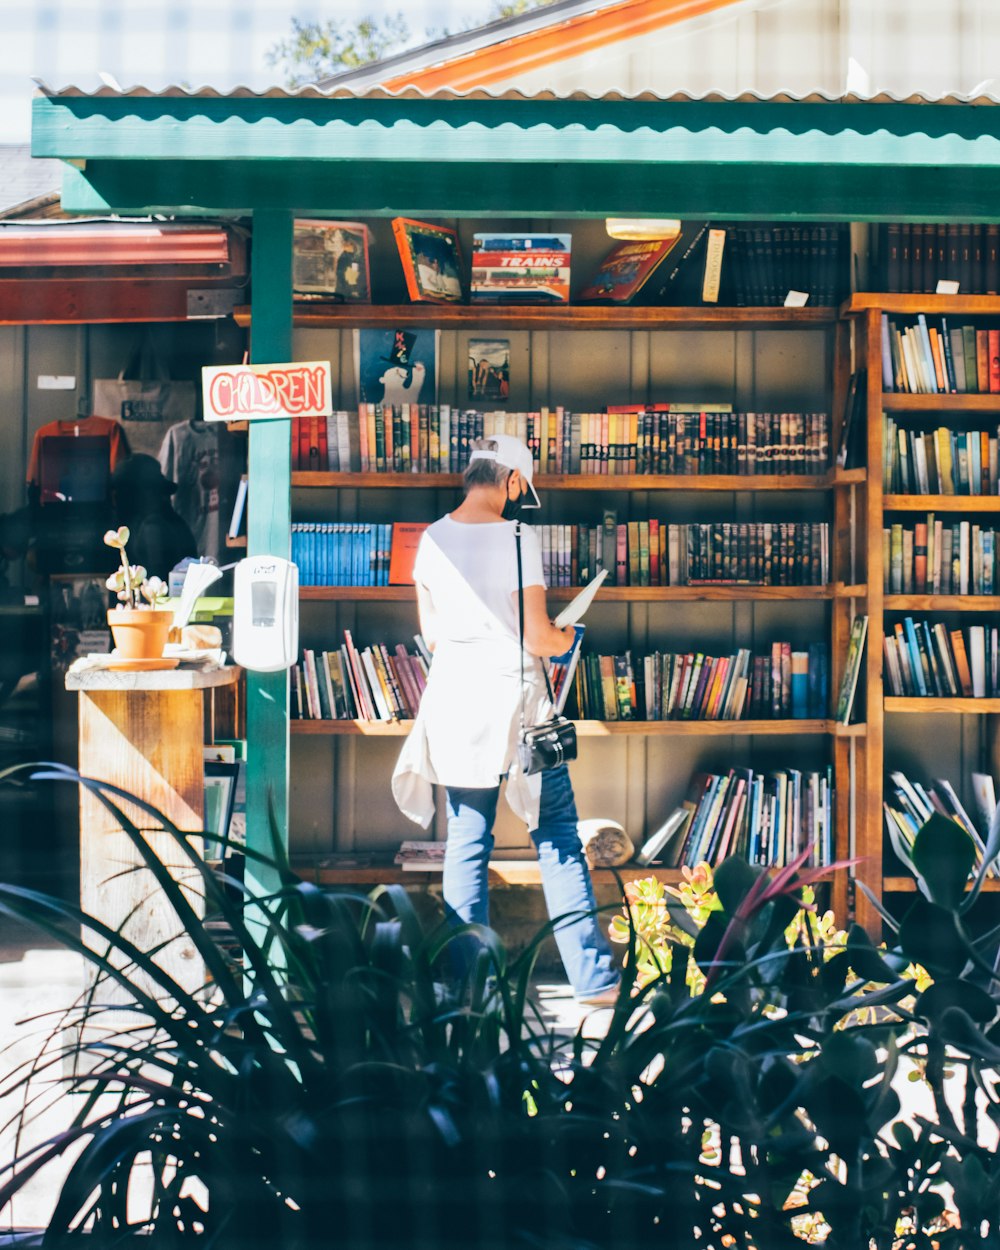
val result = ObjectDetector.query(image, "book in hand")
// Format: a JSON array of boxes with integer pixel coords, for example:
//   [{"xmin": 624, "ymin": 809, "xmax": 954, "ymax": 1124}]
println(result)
[
  {"xmin": 835, "ymin": 614, "xmax": 869, "ymax": 724},
  {"xmin": 578, "ymin": 235, "xmax": 681, "ymax": 304},
  {"xmin": 633, "ymin": 806, "xmax": 693, "ymax": 867},
  {"xmin": 394, "ymin": 840, "xmax": 447, "ymax": 870},
  {"xmin": 553, "ymin": 568, "xmax": 608, "ymax": 627}
]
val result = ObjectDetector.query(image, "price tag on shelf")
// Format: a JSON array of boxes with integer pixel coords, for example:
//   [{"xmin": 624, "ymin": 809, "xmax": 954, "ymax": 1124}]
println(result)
[
  {"xmin": 936, "ymin": 279, "xmax": 960, "ymax": 295},
  {"xmin": 783, "ymin": 290, "xmax": 810, "ymax": 307}
]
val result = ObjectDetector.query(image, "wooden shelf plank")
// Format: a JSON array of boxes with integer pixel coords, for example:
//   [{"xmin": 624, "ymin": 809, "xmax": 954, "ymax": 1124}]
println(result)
[
  {"xmin": 291, "ymin": 718, "xmax": 844, "ymax": 737},
  {"xmin": 225, "ymin": 534, "xmax": 247, "ymax": 548},
  {"xmin": 884, "ymin": 876, "xmax": 1000, "ymax": 893},
  {"xmin": 835, "ymin": 583, "xmax": 868, "ymax": 598},
  {"xmin": 885, "ymin": 697, "xmax": 1000, "ymax": 713},
  {"xmin": 882, "ymin": 392, "xmax": 1000, "ymax": 412},
  {"xmin": 238, "ymin": 304, "xmax": 838, "ymax": 332},
  {"xmin": 291, "ymin": 857, "xmax": 832, "ymax": 887},
  {"xmin": 292, "ymin": 470, "xmax": 836, "ymax": 491},
  {"xmin": 299, "ymin": 584, "xmax": 839, "ymax": 603},
  {"xmin": 845, "ymin": 293, "xmax": 1000, "ymax": 316},
  {"xmin": 884, "ymin": 494, "xmax": 1000, "ymax": 512},
  {"xmin": 885, "ymin": 594, "xmax": 1000, "ymax": 611},
  {"xmin": 834, "ymin": 468, "xmax": 867, "ymax": 485}
]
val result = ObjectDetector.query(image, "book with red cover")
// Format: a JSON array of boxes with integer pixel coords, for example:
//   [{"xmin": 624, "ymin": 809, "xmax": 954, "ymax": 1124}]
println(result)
[
  {"xmin": 989, "ymin": 329, "xmax": 1000, "ymax": 394},
  {"xmin": 388, "ymin": 522, "xmax": 430, "ymax": 585},
  {"xmin": 578, "ymin": 236, "xmax": 682, "ymax": 304}
]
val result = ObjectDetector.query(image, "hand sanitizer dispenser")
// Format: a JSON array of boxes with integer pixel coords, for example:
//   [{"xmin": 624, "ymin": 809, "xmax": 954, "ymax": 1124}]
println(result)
[{"xmin": 233, "ymin": 556, "xmax": 299, "ymax": 672}]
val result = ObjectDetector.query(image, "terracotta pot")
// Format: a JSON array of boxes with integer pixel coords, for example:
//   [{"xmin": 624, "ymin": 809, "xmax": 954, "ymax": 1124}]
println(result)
[{"xmin": 107, "ymin": 608, "xmax": 174, "ymax": 660}]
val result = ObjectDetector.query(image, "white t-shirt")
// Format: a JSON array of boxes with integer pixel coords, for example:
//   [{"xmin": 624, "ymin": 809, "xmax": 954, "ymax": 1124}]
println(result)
[
  {"xmin": 412, "ymin": 515, "xmax": 545, "ymax": 644},
  {"xmin": 392, "ymin": 517, "xmax": 550, "ymax": 830}
]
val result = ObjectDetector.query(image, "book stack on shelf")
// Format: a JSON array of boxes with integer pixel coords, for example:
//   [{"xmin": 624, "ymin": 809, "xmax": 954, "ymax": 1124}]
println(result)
[
  {"xmin": 884, "ymin": 518, "xmax": 998, "ymax": 595},
  {"xmin": 638, "ymin": 764, "xmax": 834, "ymax": 870},
  {"xmin": 884, "ymin": 769, "xmax": 998, "ymax": 879},
  {"xmin": 567, "ymin": 642, "xmax": 829, "ymax": 722},
  {"xmin": 883, "ymin": 619, "xmax": 1000, "ymax": 698},
  {"xmin": 293, "ymin": 632, "xmax": 430, "ymax": 722},
  {"xmin": 880, "ymin": 314, "xmax": 1000, "ymax": 394},
  {"xmin": 875, "ymin": 223, "xmax": 1000, "ymax": 296},
  {"xmin": 296, "ymin": 405, "xmax": 831, "ymax": 477},
  {"xmin": 882, "ymin": 416, "xmax": 1000, "ymax": 496}
]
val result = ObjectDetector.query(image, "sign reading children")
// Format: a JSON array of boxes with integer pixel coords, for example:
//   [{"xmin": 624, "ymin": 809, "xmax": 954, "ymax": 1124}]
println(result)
[{"xmin": 201, "ymin": 361, "xmax": 333, "ymax": 422}]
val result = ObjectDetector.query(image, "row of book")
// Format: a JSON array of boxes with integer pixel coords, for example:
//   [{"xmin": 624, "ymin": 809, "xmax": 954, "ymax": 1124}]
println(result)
[
  {"xmin": 882, "ymin": 415, "xmax": 1000, "ymax": 496},
  {"xmin": 723, "ymin": 224, "xmax": 848, "ymax": 308},
  {"xmin": 880, "ymin": 315, "xmax": 1000, "ymax": 394},
  {"xmin": 289, "ymin": 517, "xmax": 831, "ymax": 589},
  {"xmin": 294, "ymin": 406, "xmax": 832, "ymax": 478},
  {"xmin": 668, "ymin": 521, "xmax": 830, "ymax": 587},
  {"xmin": 883, "ymin": 769, "xmax": 998, "ymax": 878},
  {"xmin": 641, "ymin": 765, "xmax": 835, "ymax": 869},
  {"xmin": 876, "ymin": 223, "xmax": 1000, "ymax": 296},
  {"xmin": 883, "ymin": 619, "xmax": 1000, "ymax": 698},
  {"xmin": 539, "ymin": 519, "xmax": 831, "ymax": 589},
  {"xmin": 562, "ymin": 642, "xmax": 830, "ymax": 723},
  {"xmin": 291, "ymin": 522, "xmax": 395, "ymax": 588},
  {"xmin": 292, "ymin": 633, "xmax": 431, "ymax": 722},
  {"xmin": 884, "ymin": 518, "xmax": 999, "ymax": 596}
]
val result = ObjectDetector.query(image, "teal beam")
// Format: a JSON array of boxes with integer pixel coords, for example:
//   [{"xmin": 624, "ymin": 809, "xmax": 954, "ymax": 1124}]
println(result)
[
  {"xmin": 31, "ymin": 94, "xmax": 1000, "ymax": 167},
  {"xmin": 245, "ymin": 210, "xmax": 293, "ymax": 900},
  {"xmin": 56, "ymin": 155, "xmax": 1000, "ymax": 223}
]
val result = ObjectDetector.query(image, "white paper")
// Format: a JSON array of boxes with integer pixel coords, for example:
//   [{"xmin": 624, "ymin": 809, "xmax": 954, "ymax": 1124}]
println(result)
[
  {"xmin": 936, "ymin": 279, "xmax": 960, "ymax": 295},
  {"xmin": 783, "ymin": 290, "xmax": 809, "ymax": 307},
  {"xmin": 553, "ymin": 568, "xmax": 608, "ymax": 628}
]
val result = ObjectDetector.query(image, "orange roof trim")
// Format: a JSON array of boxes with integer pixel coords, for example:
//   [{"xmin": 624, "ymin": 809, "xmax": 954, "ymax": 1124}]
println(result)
[{"xmin": 383, "ymin": 0, "xmax": 745, "ymax": 94}]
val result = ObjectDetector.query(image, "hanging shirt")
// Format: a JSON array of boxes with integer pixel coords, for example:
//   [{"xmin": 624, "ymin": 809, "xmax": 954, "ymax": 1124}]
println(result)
[
  {"xmin": 158, "ymin": 419, "xmax": 225, "ymax": 560},
  {"xmin": 391, "ymin": 517, "xmax": 552, "ymax": 831},
  {"xmin": 27, "ymin": 416, "xmax": 129, "ymax": 503}
]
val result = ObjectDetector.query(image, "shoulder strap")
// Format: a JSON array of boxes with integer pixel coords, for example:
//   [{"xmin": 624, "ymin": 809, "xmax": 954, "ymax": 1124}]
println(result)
[{"xmin": 515, "ymin": 524, "xmax": 556, "ymax": 730}]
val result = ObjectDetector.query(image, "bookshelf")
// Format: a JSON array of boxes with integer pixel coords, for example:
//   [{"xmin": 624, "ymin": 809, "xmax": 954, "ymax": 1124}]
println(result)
[
  {"xmin": 845, "ymin": 292, "xmax": 1000, "ymax": 931},
  {"xmin": 288, "ymin": 300, "xmax": 855, "ymax": 918}
]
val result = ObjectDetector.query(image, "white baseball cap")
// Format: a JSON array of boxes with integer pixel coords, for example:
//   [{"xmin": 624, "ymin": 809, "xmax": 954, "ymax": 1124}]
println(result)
[{"xmin": 468, "ymin": 434, "xmax": 540, "ymax": 508}]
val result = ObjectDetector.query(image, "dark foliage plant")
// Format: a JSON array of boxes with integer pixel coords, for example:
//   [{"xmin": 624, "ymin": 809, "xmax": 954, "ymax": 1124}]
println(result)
[{"xmin": 1, "ymin": 764, "xmax": 1000, "ymax": 1248}]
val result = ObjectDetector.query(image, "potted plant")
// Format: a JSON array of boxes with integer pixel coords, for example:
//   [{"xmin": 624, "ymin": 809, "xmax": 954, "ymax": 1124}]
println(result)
[{"xmin": 104, "ymin": 525, "xmax": 172, "ymax": 659}]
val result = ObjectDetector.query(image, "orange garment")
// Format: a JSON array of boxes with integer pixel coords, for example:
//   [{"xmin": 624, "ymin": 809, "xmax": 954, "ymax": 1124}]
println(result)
[{"xmin": 26, "ymin": 416, "xmax": 129, "ymax": 487}]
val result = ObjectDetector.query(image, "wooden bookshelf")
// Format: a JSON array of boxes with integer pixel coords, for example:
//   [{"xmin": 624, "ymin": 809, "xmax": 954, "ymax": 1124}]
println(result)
[
  {"xmin": 882, "ymin": 393, "xmax": 1000, "ymax": 412},
  {"xmin": 293, "ymin": 471, "xmax": 838, "ymax": 491},
  {"xmin": 883, "ymin": 495, "xmax": 1000, "ymax": 512},
  {"xmin": 884, "ymin": 697, "xmax": 1000, "ymax": 714},
  {"xmin": 237, "ymin": 303, "xmax": 838, "ymax": 332},
  {"xmin": 291, "ymin": 718, "xmax": 849, "ymax": 738},
  {"xmin": 884, "ymin": 594, "xmax": 1000, "ymax": 612},
  {"xmin": 883, "ymin": 876, "xmax": 1000, "ymax": 893},
  {"xmin": 300, "ymin": 584, "xmax": 840, "ymax": 603},
  {"xmin": 845, "ymin": 293, "xmax": 1000, "ymax": 317},
  {"xmin": 291, "ymin": 854, "xmax": 700, "ymax": 887}
]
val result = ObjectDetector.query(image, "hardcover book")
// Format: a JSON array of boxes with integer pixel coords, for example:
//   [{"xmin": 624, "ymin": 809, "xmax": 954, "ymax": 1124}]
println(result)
[
  {"xmin": 578, "ymin": 235, "xmax": 681, "ymax": 304},
  {"xmin": 470, "ymin": 233, "xmax": 571, "ymax": 303},
  {"xmin": 836, "ymin": 614, "xmax": 869, "ymax": 724},
  {"xmin": 292, "ymin": 220, "xmax": 370, "ymax": 302},
  {"xmin": 391, "ymin": 218, "xmax": 464, "ymax": 303}
]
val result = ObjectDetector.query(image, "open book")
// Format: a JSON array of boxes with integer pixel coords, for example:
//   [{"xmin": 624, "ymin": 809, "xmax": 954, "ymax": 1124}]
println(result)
[{"xmin": 553, "ymin": 569, "xmax": 608, "ymax": 628}]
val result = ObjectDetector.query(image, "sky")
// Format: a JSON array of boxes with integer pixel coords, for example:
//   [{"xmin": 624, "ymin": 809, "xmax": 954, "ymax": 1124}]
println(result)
[{"xmin": 0, "ymin": 0, "xmax": 501, "ymax": 144}]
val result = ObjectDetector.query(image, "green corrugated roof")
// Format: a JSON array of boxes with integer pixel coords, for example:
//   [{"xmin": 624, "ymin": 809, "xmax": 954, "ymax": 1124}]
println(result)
[{"xmin": 30, "ymin": 85, "xmax": 1000, "ymax": 221}]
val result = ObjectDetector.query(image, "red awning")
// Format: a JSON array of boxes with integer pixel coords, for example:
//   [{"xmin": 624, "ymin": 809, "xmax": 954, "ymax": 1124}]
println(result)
[{"xmin": 0, "ymin": 223, "xmax": 231, "ymax": 267}]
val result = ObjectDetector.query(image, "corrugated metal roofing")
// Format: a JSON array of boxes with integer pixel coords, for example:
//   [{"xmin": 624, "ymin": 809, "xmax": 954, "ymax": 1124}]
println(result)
[{"xmin": 31, "ymin": 82, "xmax": 1000, "ymax": 105}]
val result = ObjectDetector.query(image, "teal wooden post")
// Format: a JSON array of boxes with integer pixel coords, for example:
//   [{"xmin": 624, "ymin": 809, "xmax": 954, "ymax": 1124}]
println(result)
[{"xmin": 246, "ymin": 210, "xmax": 293, "ymax": 899}]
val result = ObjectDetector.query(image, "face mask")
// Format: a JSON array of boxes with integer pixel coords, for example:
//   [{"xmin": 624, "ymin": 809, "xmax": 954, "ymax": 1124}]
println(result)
[{"xmin": 502, "ymin": 494, "xmax": 526, "ymax": 521}]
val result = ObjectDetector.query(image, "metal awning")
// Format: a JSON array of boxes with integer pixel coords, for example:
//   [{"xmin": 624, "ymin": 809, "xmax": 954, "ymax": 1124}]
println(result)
[
  {"xmin": 0, "ymin": 221, "xmax": 233, "ymax": 267},
  {"xmin": 30, "ymin": 84, "xmax": 1000, "ymax": 222}
]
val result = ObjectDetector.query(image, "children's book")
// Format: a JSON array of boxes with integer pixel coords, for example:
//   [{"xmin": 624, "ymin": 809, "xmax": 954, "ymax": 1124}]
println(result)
[
  {"xmin": 471, "ymin": 232, "xmax": 571, "ymax": 303},
  {"xmin": 578, "ymin": 234, "xmax": 682, "ymax": 304}
]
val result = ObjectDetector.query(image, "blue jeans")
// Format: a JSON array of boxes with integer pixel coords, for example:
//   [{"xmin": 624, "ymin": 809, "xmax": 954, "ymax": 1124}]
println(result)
[{"xmin": 442, "ymin": 765, "xmax": 619, "ymax": 998}]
